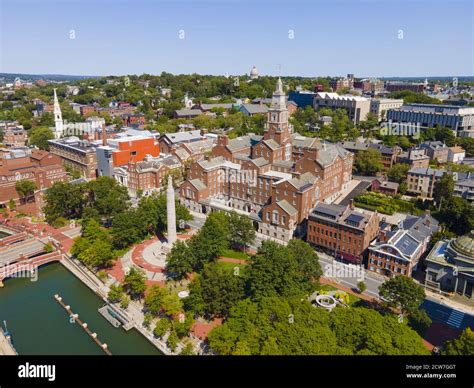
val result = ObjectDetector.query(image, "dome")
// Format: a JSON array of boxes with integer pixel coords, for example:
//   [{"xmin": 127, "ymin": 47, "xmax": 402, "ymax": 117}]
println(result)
[
  {"xmin": 250, "ymin": 66, "xmax": 259, "ymax": 79},
  {"xmin": 451, "ymin": 230, "xmax": 474, "ymax": 258}
]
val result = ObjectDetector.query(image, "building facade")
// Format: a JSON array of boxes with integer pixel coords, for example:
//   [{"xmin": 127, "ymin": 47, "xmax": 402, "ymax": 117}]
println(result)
[
  {"xmin": 368, "ymin": 213, "xmax": 439, "ymax": 277},
  {"xmin": 313, "ymin": 92, "xmax": 370, "ymax": 124},
  {"xmin": 307, "ymin": 202, "xmax": 380, "ymax": 264}
]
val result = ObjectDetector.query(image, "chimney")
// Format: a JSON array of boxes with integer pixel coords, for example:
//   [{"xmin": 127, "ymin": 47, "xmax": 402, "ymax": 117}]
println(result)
[
  {"xmin": 219, "ymin": 135, "xmax": 229, "ymax": 147},
  {"xmin": 102, "ymin": 124, "xmax": 107, "ymax": 146},
  {"xmin": 349, "ymin": 199, "xmax": 355, "ymax": 210}
]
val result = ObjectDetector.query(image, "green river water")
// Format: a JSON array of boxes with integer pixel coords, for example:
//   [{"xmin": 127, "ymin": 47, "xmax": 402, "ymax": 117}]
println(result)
[{"xmin": 0, "ymin": 263, "xmax": 161, "ymax": 355}]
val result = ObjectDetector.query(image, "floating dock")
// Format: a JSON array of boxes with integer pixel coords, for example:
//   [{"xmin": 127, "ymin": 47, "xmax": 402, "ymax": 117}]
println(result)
[{"xmin": 54, "ymin": 294, "xmax": 112, "ymax": 355}]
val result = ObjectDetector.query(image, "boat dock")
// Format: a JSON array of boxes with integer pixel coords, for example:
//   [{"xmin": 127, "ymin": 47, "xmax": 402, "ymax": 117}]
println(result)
[
  {"xmin": 54, "ymin": 294, "xmax": 112, "ymax": 355},
  {"xmin": 98, "ymin": 304, "xmax": 134, "ymax": 330}
]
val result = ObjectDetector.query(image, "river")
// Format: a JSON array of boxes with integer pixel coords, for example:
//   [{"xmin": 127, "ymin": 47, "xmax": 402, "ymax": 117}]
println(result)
[{"xmin": 0, "ymin": 263, "xmax": 161, "ymax": 355}]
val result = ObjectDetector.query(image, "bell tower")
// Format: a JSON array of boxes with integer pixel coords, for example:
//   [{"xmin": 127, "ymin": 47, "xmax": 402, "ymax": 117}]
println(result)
[{"xmin": 264, "ymin": 78, "xmax": 292, "ymax": 159}]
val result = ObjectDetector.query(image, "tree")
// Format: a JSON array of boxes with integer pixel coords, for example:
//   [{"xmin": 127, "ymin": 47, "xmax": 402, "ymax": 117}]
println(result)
[
  {"xmin": 442, "ymin": 328, "xmax": 474, "ymax": 355},
  {"xmin": 161, "ymin": 293, "xmax": 183, "ymax": 317},
  {"xmin": 226, "ymin": 211, "xmax": 256, "ymax": 251},
  {"xmin": 286, "ymin": 239, "xmax": 322, "ymax": 282},
  {"xmin": 71, "ymin": 219, "xmax": 116, "ymax": 268},
  {"xmin": 408, "ymin": 309, "xmax": 432, "ymax": 336},
  {"xmin": 108, "ymin": 284, "xmax": 125, "ymax": 303},
  {"xmin": 28, "ymin": 126, "xmax": 54, "ymax": 150},
  {"xmin": 85, "ymin": 177, "xmax": 130, "ymax": 224},
  {"xmin": 187, "ymin": 262, "xmax": 246, "ymax": 318},
  {"xmin": 165, "ymin": 240, "xmax": 194, "ymax": 280},
  {"xmin": 357, "ymin": 281, "xmax": 367, "ymax": 294},
  {"xmin": 435, "ymin": 196, "xmax": 474, "ymax": 235},
  {"xmin": 43, "ymin": 182, "xmax": 85, "ymax": 224},
  {"xmin": 111, "ymin": 209, "xmax": 148, "ymax": 249},
  {"xmin": 354, "ymin": 149, "xmax": 383, "ymax": 176},
  {"xmin": 433, "ymin": 173, "xmax": 455, "ymax": 207},
  {"xmin": 387, "ymin": 164, "xmax": 410, "ymax": 184},
  {"xmin": 153, "ymin": 318, "xmax": 170, "ymax": 339},
  {"xmin": 179, "ymin": 341, "xmax": 196, "ymax": 355},
  {"xmin": 188, "ymin": 212, "xmax": 229, "ymax": 270},
  {"xmin": 247, "ymin": 240, "xmax": 317, "ymax": 300},
  {"xmin": 144, "ymin": 285, "xmax": 167, "ymax": 316},
  {"xmin": 378, "ymin": 276, "xmax": 425, "ymax": 316},
  {"xmin": 15, "ymin": 180, "xmax": 37, "ymax": 204},
  {"xmin": 123, "ymin": 267, "xmax": 147, "ymax": 299},
  {"xmin": 167, "ymin": 330, "xmax": 179, "ymax": 352}
]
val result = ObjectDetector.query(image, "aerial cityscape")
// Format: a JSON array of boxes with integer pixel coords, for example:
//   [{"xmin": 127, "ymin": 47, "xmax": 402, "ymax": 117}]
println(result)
[{"xmin": 0, "ymin": 0, "xmax": 473, "ymax": 385}]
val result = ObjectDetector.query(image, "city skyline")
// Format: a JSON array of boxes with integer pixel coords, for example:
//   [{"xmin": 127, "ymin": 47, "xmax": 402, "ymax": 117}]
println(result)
[{"xmin": 1, "ymin": 0, "xmax": 473, "ymax": 77}]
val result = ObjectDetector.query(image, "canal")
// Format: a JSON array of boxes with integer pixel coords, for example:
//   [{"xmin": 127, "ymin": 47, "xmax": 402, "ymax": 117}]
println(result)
[{"xmin": 0, "ymin": 263, "xmax": 161, "ymax": 355}]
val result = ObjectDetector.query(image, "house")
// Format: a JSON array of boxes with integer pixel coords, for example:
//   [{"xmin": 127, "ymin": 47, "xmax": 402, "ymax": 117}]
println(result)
[
  {"xmin": 371, "ymin": 178, "xmax": 399, "ymax": 195},
  {"xmin": 448, "ymin": 146, "xmax": 466, "ymax": 164},
  {"xmin": 419, "ymin": 141, "xmax": 449, "ymax": 163},
  {"xmin": 396, "ymin": 148, "xmax": 430, "ymax": 169},
  {"xmin": 368, "ymin": 212, "xmax": 439, "ymax": 277},
  {"xmin": 239, "ymin": 104, "xmax": 269, "ymax": 116},
  {"xmin": 406, "ymin": 167, "xmax": 446, "ymax": 198},
  {"xmin": 174, "ymin": 109, "xmax": 202, "ymax": 119}
]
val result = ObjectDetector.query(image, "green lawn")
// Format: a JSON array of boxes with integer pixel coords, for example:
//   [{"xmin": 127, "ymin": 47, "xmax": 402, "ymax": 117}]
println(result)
[
  {"xmin": 217, "ymin": 260, "xmax": 248, "ymax": 275},
  {"xmin": 221, "ymin": 248, "xmax": 250, "ymax": 260}
]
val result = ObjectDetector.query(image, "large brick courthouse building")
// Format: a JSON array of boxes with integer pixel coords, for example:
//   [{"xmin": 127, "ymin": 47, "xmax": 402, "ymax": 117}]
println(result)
[{"xmin": 179, "ymin": 79, "xmax": 354, "ymax": 242}]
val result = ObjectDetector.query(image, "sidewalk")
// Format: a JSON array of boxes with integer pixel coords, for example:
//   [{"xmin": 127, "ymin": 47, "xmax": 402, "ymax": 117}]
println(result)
[{"xmin": 424, "ymin": 289, "xmax": 474, "ymax": 316}]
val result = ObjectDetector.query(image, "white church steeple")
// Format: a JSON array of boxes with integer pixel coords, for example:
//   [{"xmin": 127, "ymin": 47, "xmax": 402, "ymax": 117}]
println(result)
[{"xmin": 53, "ymin": 88, "xmax": 63, "ymax": 139}]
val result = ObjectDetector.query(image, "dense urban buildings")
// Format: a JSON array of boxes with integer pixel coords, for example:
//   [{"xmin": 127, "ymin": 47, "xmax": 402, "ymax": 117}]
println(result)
[{"xmin": 179, "ymin": 79, "xmax": 354, "ymax": 242}]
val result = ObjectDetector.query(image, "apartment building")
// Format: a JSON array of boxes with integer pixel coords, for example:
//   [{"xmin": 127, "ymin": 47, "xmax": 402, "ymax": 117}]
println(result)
[{"xmin": 48, "ymin": 137, "xmax": 98, "ymax": 179}]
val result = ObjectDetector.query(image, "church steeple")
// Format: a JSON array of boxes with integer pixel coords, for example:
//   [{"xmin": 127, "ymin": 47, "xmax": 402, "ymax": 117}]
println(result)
[
  {"xmin": 53, "ymin": 88, "xmax": 63, "ymax": 139},
  {"xmin": 264, "ymin": 78, "xmax": 292, "ymax": 160}
]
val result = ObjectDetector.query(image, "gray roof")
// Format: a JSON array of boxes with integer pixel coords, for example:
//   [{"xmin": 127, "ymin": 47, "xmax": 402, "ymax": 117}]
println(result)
[
  {"xmin": 277, "ymin": 199, "xmax": 298, "ymax": 216},
  {"xmin": 262, "ymin": 138, "xmax": 281, "ymax": 150},
  {"xmin": 189, "ymin": 179, "xmax": 207, "ymax": 191},
  {"xmin": 292, "ymin": 134, "xmax": 320, "ymax": 149},
  {"xmin": 240, "ymin": 104, "xmax": 269, "ymax": 115},
  {"xmin": 197, "ymin": 156, "xmax": 226, "ymax": 170},
  {"xmin": 162, "ymin": 130, "xmax": 203, "ymax": 144},
  {"xmin": 250, "ymin": 157, "xmax": 269, "ymax": 167},
  {"xmin": 289, "ymin": 172, "xmax": 317, "ymax": 191},
  {"xmin": 227, "ymin": 134, "xmax": 262, "ymax": 152},
  {"xmin": 175, "ymin": 109, "xmax": 202, "ymax": 117},
  {"xmin": 272, "ymin": 159, "xmax": 294, "ymax": 169},
  {"xmin": 408, "ymin": 167, "xmax": 446, "ymax": 177},
  {"xmin": 402, "ymin": 213, "xmax": 439, "ymax": 241}
]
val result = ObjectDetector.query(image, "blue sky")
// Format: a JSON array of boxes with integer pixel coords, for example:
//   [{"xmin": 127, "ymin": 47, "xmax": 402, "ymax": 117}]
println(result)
[{"xmin": 0, "ymin": 0, "xmax": 473, "ymax": 77}]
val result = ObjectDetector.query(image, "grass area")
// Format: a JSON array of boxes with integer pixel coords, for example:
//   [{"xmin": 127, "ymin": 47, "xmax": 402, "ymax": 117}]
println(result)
[
  {"xmin": 217, "ymin": 260, "xmax": 248, "ymax": 275},
  {"xmin": 221, "ymin": 248, "xmax": 250, "ymax": 260},
  {"xmin": 354, "ymin": 191, "xmax": 423, "ymax": 215}
]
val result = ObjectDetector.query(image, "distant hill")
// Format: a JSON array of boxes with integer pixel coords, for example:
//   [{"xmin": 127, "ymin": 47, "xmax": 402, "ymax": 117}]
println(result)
[{"xmin": 0, "ymin": 73, "xmax": 101, "ymax": 82}]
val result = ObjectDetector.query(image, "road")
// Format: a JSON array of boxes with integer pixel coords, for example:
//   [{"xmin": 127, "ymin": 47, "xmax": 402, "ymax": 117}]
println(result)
[{"xmin": 0, "ymin": 239, "xmax": 45, "ymax": 265}]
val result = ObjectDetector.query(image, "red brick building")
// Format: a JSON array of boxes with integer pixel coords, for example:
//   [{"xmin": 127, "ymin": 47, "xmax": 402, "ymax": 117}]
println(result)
[
  {"xmin": 0, "ymin": 150, "xmax": 68, "ymax": 207},
  {"xmin": 307, "ymin": 202, "xmax": 379, "ymax": 264}
]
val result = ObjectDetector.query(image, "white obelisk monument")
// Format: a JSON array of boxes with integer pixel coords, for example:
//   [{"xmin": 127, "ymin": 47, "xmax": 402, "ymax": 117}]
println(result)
[{"xmin": 166, "ymin": 175, "xmax": 177, "ymax": 245}]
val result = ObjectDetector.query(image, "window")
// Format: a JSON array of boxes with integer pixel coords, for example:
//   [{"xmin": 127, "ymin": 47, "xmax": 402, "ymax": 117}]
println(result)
[{"xmin": 272, "ymin": 211, "xmax": 279, "ymax": 224}]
